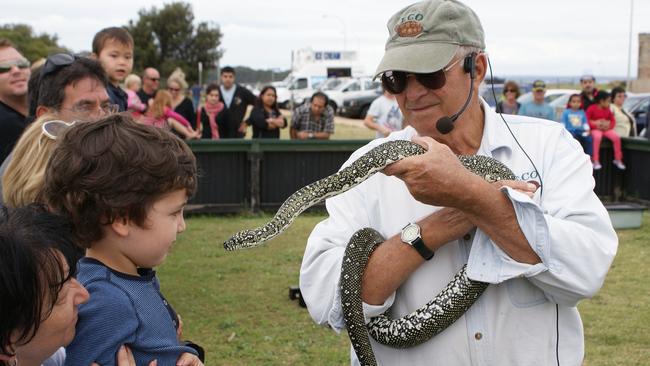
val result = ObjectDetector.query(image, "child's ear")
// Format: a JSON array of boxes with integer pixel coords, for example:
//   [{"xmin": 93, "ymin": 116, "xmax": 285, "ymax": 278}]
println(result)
[
  {"xmin": 90, "ymin": 52, "xmax": 98, "ymax": 60},
  {"xmin": 110, "ymin": 217, "xmax": 130, "ymax": 237}
]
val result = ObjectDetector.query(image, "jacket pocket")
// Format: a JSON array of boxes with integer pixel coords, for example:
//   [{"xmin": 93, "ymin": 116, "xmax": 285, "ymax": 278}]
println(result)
[{"xmin": 506, "ymin": 277, "xmax": 548, "ymax": 308}]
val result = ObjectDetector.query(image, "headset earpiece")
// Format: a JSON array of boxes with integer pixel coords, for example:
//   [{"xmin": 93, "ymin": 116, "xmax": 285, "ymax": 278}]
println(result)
[{"xmin": 463, "ymin": 52, "xmax": 476, "ymax": 79}]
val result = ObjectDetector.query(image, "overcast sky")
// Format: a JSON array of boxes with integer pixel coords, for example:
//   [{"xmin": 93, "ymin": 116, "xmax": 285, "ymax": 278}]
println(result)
[{"xmin": 4, "ymin": 0, "xmax": 649, "ymax": 78}]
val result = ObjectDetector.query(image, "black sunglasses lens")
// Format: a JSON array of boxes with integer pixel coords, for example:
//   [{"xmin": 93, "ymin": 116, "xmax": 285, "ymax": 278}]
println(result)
[
  {"xmin": 42, "ymin": 53, "xmax": 76, "ymax": 78},
  {"xmin": 50, "ymin": 53, "xmax": 75, "ymax": 66},
  {"xmin": 416, "ymin": 71, "xmax": 446, "ymax": 90},
  {"xmin": 382, "ymin": 70, "xmax": 447, "ymax": 94},
  {"xmin": 382, "ymin": 71, "xmax": 407, "ymax": 94}
]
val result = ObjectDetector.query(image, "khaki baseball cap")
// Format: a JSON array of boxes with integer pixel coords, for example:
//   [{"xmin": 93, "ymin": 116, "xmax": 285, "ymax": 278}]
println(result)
[{"xmin": 374, "ymin": 0, "xmax": 485, "ymax": 78}]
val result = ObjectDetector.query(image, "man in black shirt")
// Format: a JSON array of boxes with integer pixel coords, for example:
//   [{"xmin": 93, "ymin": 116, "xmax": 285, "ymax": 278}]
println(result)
[
  {"xmin": 0, "ymin": 39, "xmax": 30, "ymax": 163},
  {"xmin": 219, "ymin": 66, "xmax": 256, "ymax": 138},
  {"xmin": 137, "ymin": 67, "xmax": 160, "ymax": 107},
  {"xmin": 579, "ymin": 74, "xmax": 599, "ymax": 110}
]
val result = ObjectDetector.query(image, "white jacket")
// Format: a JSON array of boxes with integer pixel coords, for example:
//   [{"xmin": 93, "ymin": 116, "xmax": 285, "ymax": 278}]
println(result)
[{"xmin": 299, "ymin": 100, "xmax": 618, "ymax": 366}]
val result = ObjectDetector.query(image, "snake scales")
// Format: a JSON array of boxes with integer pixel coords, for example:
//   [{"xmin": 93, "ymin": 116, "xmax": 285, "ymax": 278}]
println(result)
[{"xmin": 224, "ymin": 140, "xmax": 515, "ymax": 366}]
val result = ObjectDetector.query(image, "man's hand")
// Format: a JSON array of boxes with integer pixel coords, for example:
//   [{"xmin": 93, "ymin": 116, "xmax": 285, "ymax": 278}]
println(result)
[
  {"xmin": 382, "ymin": 135, "xmax": 479, "ymax": 208},
  {"xmin": 492, "ymin": 180, "xmax": 538, "ymax": 198}
]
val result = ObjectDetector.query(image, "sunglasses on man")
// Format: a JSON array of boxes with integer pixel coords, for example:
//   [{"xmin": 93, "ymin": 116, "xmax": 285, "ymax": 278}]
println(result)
[
  {"xmin": 0, "ymin": 58, "xmax": 31, "ymax": 74},
  {"xmin": 39, "ymin": 53, "xmax": 78, "ymax": 81},
  {"xmin": 381, "ymin": 57, "xmax": 463, "ymax": 94}
]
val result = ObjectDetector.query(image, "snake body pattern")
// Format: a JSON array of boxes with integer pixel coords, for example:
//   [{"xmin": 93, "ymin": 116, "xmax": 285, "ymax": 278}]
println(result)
[{"xmin": 224, "ymin": 140, "xmax": 516, "ymax": 366}]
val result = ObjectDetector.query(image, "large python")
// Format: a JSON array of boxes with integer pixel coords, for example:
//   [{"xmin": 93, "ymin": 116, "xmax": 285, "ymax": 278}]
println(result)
[{"xmin": 224, "ymin": 140, "xmax": 515, "ymax": 366}]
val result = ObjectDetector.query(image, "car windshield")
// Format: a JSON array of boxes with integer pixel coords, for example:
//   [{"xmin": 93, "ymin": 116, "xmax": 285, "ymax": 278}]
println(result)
[
  {"xmin": 624, "ymin": 95, "xmax": 648, "ymax": 111},
  {"xmin": 321, "ymin": 78, "xmax": 347, "ymax": 91}
]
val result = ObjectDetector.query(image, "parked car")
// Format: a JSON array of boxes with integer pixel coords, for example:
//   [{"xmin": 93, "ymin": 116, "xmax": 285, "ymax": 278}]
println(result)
[
  {"xmin": 624, "ymin": 92, "xmax": 650, "ymax": 135},
  {"xmin": 322, "ymin": 77, "xmax": 381, "ymax": 112},
  {"xmin": 548, "ymin": 92, "xmax": 578, "ymax": 121},
  {"xmin": 479, "ymin": 83, "xmax": 504, "ymax": 108},
  {"xmin": 338, "ymin": 91, "xmax": 382, "ymax": 119}
]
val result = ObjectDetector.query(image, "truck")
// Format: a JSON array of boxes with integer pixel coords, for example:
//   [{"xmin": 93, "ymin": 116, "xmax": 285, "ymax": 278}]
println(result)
[{"xmin": 276, "ymin": 48, "xmax": 365, "ymax": 109}]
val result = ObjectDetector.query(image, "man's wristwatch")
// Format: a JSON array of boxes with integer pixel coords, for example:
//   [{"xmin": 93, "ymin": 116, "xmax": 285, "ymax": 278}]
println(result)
[
  {"xmin": 308, "ymin": 132, "xmax": 315, "ymax": 139},
  {"xmin": 400, "ymin": 222, "xmax": 434, "ymax": 260}
]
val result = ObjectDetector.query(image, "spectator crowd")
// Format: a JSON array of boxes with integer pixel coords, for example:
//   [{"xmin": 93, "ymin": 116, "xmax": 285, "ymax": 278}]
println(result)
[{"xmin": 495, "ymin": 75, "xmax": 647, "ymax": 171}]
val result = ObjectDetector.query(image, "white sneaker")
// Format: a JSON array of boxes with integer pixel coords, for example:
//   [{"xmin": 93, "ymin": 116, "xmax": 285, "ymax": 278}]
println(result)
[
  {"xmin": 593, "ymin": 162, "xmax": 602, "ymax": 170},
  {"xmin": 613, "ymin": 160, "xmax": 626, "ymax": 170}
]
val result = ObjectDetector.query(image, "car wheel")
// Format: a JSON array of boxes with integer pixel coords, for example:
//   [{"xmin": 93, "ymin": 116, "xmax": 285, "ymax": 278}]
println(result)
[
  {"xmin": 359, "ymin": 104, "xmax": 370, "ymax": 119},
  {"xmin": 328, "ymin": 101, "xmax": 338, "ymax": 113}
]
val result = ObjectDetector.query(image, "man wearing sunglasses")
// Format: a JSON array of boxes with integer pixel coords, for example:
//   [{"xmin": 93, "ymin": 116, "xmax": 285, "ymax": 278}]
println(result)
[
  {"xmin": 300, "ymin": 1, "xmax": 617, "ymax": 365},
  {"xmin": 137, "ymin": 67, "xmax": 160, "ymax": 108},
  {"xmin": 0, "ymin": 54, "xmax": 112, "ymax": 194},
  {"xmin": 0, "ymin": 39, "xmax": 30, "ymax": 163}
]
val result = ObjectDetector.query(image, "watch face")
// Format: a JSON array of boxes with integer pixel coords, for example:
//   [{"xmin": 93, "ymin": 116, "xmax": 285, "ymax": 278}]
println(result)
[{"xmin": 402, "ymin": 224, "xmax": 419, "ymax": 242}]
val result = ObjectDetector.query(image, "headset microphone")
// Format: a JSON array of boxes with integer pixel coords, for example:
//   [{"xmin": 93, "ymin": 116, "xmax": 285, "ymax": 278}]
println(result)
[{"xmin": 436, "ymin": 53, "xmax": 476, "ymax": 134}]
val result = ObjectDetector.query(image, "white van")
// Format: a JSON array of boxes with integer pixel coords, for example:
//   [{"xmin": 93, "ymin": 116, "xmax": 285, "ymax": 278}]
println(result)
[{"xmin": 278, "ymin": 48, "xmax": 365, "ymax": 108}]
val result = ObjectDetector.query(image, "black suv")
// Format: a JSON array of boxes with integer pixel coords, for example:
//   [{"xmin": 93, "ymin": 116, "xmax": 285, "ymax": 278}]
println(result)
[{"xmin": 338, "ymin": 91, "xmax": 382, "ymax": 119}]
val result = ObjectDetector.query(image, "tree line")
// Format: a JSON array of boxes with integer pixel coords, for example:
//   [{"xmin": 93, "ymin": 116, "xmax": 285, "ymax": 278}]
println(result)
[{"xmin": 1, "ymin": 2, "xmax": 288, "ymax": 85}]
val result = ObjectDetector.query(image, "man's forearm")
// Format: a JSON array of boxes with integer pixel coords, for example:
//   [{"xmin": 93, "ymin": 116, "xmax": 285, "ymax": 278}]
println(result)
[
  {"xmin": 460, "ymin": 178, "xmax": 541, "ymax": 264},
  {"xmin": 362, "ymin": 208, "xmax": 473, "ymax": 304}
]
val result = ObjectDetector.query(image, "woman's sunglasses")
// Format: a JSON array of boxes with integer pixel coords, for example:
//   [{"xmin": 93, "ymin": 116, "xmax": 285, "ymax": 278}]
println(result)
[
  {"xmin": 42, "ymin": 120, "xmax": 77, "ymax": 140},
  {"xmin": 381, "ymin": 57, "xmax": 462, "ymax": 94}
]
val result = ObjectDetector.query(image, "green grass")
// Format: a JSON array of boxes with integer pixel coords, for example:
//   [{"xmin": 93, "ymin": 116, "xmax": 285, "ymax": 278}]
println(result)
[
  {"xmin": 579, "ymin": 212, "xmax": 650, "ymax": 366},
  {"xmin": 158, "ymin": 212, "xmax": 650, "ymax": 365}
]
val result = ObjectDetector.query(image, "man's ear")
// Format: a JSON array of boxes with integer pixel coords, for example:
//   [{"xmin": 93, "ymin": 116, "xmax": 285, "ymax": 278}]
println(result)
[
  {"xmin": 473, "ymin": 53, "xmax": 488, "ymax": 86},
  {"xmin": 35, "ymin": 105, "xmax": 51, "ymax": 118},
  {"xmin": 110, "ymin": 217, "xmax": 130, "ymax": 237}
]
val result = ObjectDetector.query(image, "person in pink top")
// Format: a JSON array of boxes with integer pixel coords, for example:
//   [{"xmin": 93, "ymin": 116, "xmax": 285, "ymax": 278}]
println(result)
[
  {"xmin": 139, "ymin": 90, "xmax": 199, "ymax": 139},
  {"xmin": 586, "ymin": 91, "xmax": 625, "ymax": 170},
  {"xmin": 124, "ymin": 74, "xmax": 146, "ymax": 114}
]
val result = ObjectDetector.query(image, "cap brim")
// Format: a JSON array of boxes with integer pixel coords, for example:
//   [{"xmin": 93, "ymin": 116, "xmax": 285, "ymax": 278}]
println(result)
[{"xmin": 374, "ymin": 42, "xmax": 459, "ymax": 78}]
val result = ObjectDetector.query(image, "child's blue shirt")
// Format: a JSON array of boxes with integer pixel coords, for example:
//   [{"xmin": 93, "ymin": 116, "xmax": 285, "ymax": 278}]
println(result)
[
  {"xmin": 561, "ymin": 109, "xmax": 589, "ymax": 134},
  {"xmin": 64, "ymin": 258, "xmax": 197, "ymax": 366}
]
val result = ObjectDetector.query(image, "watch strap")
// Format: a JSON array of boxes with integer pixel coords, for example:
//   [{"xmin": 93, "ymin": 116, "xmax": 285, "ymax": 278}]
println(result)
[{"xmin": 411, "ymin": 237, "xmax": 435, "ymax": 260}]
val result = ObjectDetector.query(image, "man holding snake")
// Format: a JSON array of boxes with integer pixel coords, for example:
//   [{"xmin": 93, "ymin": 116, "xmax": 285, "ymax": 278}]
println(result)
[{"xmin": 299, "ymin": 0, "xmax": 617, "ymax": 365}]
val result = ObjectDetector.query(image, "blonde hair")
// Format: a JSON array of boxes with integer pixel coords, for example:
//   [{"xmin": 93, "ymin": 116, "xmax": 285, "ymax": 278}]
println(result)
[
  {"xmin": 151, "ymin": 90, "xmax": 173, "ymax": 119},
  {"xmin": 167, "ymin": 67, "xmax": 188, "ymax": 90},
  {"xmin": 124, "ymin": 74, "xmax": 142, "ymax": 89},
  {"xmin": 2, "ymin": 115, "xmax": 63, "ymax": 207}
]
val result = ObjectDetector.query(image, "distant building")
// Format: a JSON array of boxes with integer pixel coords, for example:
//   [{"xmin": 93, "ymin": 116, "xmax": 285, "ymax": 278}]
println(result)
[{"xmin": 630, "ymin": 33, "xmax": 650, "ymax": 92}]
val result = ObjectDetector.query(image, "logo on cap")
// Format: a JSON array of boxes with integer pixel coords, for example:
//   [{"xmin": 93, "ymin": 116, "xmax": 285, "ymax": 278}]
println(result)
[{"xmin": 395, "ymin": 13, "xmax": 424, "ymax": 38}]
